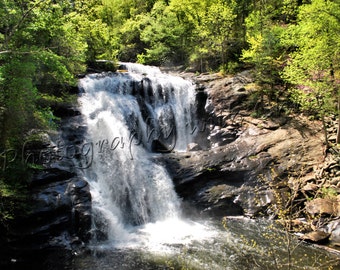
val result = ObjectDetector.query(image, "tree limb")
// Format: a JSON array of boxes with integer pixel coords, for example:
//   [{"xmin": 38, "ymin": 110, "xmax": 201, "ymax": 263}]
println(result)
[{"xmin": 2, "ymin": 0, "xmax": 45, "ymax": 50}]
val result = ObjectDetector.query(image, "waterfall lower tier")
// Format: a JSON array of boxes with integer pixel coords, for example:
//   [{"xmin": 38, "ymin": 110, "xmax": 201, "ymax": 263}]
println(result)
[{"xmin": 78, "ymin": 63, "xmax": 199, "ymax": 245}]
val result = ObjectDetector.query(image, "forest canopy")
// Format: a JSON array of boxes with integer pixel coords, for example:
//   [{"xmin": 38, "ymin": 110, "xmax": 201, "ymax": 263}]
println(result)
[{"xmin": 0, "ymin": 0, "xmax": 339, "ymax": 151}]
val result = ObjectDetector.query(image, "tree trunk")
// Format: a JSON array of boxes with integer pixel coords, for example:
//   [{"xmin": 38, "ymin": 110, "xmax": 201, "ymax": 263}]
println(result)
[
  {"xmin": 336, "ymin": 93, "xmax": 340, "ymax": 144},
  {"xmin": 321, "ymin": 112, "xmax": 329, "ymax": 149},
  {"xmin": 332, "ymin": 65, "xmax": 340, "ymax": 144}
]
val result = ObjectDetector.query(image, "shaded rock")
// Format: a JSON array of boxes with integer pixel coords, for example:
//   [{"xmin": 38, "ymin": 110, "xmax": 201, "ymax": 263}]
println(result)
[
  {"xmin": 29, "ymin": 168, "xmax": 75, "ymax": 187},
  {"xmin": 151, "ymin": 139, "xmax": 172, "ymax": 153},
  {"xmin": 4, "ymin": 175, "xmax": 91, "ymax": 246},
  {"xmin": 0, "ymin": 172, "xmax": 91, "ymax": 269},
  {"xmin": 199, "ymin": 184, "xmax": 244, "ymax": 216},
  {"xmin": 53, "ymin": 104, "xmax": 81, "ymax": 118},
  {"xmin": 87, "ymin": 60, "xmax": 116, "ymax": 73}
]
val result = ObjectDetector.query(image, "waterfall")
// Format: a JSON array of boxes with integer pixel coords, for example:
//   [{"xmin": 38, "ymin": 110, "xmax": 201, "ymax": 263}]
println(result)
[{"xmin": 78, "ymin": 63, "xmax": 200, "ymax": 246}]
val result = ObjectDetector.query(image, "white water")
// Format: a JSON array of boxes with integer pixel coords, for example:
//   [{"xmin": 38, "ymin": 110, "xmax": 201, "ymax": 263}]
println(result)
[{"xmin": 78, "ymin": 63, "xmax": 212, "ymax": 250}]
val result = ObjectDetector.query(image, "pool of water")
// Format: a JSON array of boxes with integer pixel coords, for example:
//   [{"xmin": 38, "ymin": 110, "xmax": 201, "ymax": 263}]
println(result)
[{"xmin": 70, "ymin": 218, "xmax": 340, "ymax": 270}]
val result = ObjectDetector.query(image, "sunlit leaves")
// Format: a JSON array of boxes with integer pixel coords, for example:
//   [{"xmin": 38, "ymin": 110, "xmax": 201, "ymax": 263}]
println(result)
[
  {"xmin": 282, "ymin": 0, "xmax": 340, "ymax": 110},
  {"xmin": 281, "ymin": 0, "xmax": 340, "ymax": 144}
]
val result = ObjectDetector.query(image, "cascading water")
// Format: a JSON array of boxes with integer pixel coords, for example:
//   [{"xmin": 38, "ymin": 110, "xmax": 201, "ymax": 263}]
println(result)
[{"xmin": 78, "ymin": 63, "xmax": 207, "ymax": 248}]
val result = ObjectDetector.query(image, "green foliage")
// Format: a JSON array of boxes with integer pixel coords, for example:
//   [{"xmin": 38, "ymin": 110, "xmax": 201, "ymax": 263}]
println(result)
[
  {"xmin": 321, "ymin": 187, "xmax": 338, "ymax": 199},
  {"xmin": 0, "ymin": 160, "xmax": 31, "ymax": 225},
  {"xmin": 0, "ymin": 0, "xmax": 119, "ymax": 149},
  {"xmin": 0, "ymin": 0, "xmax": 117, "ymax": 210},
  {"xmin": 282, "ymin": 0, "xmax": 340, "ymax": 145},
  {"xmin": 282, "ymin": 0, "xmax": 340, "ymax": 99},
  {"xmin": 242, "ymin": 6, "xmax": 286, "ymax": 86}
]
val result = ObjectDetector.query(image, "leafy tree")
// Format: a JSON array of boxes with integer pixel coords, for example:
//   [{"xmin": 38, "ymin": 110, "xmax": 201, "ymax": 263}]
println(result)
[
  {"xmin": 138, "ymin": 1, "xmax": 187, "ymax": 65},
  {"xmin": 282, "ymin": 0, "xmax": 340, "ymax": 146},
  {"xmin": 241, "ymin": 3, "xmax": 286, "ymax": 112},
  {"xmin": 198, "ymin": 0, "xmax": 236, "ymax": 72},
  {"xmin": 0, "ymin": 0, "xmax": 116, "ymax": 149},
  {"xmin": 166, "ymin": 0, "xmax": 237, "ymax": 71},
  {"xmin": 0, "ymin": 54, "xmax": 37, "ymax": 147}
]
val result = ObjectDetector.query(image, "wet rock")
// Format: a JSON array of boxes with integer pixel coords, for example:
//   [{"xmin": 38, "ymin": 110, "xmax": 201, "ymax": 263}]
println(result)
[
  {"xmin": 0, "ymin": 103, "xmax": 92, "ymax": 267},
  {"xmin": 321, "ymin": 220, "xmax": 340, "ymax": 246},
  {"xmin": 29, "ymin": 168, "xmax": 75, "ymax": 187},
  {"xmin": 331, "ymin": 230, "xmax": 340, "ymax": 247},
  {"xmin": 234, "ymin": 188, "xmax": 274, "ymax": 216},
  {"xmin": 151, "ymin": 139, "xmax": 172, "ymax": 153},
  {"xmin": 208, "ymin": 127, "xmax": 238, "ymax": 147},
  {"xmin": 187, "ymin": 143, "xmax": 201, "ymax": 152}
]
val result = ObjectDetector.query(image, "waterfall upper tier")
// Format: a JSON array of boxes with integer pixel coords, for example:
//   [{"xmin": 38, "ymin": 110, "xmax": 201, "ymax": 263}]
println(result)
[{"xmin": 79, "ymin": 62, "xmax": 198, "ymax": 152}]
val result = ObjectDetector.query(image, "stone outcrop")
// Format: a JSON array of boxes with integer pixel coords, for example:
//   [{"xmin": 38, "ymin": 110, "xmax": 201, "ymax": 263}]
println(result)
[
  {"xmin": 165, "ymin": 119, "xmax": 324, "ymax": 217},
  {"xmin": 2, "ymin": 67, "xmax": 340, "ymax": 266},
  {"xmin": 162, "ymin": 70, "xmax": 325, "ymax": 218}
]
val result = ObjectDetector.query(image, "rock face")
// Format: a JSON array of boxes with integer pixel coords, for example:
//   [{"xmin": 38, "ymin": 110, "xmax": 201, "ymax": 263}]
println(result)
[
  {"xmin": 165, "ymin": 122, "xmax": 324, "ymax": 217},
  {"xmin": 0, "ymin": 169, "xmax": 91, "ymax": 268},
  {"xmin": 0, "ymin": 108, "xmax": 92, "ymax": 269},
  {"xmin": 164, "ymin": 70, "xmax": 325, "ymax": 218}
]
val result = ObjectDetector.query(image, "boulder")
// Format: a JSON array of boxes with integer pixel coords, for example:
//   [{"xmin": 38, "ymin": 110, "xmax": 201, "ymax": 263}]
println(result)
[
  {"xmin": 306, "ymin": 198, "xmax": 340, "ymax": 216},
  {"xmin": 0, "ymin": 169, "xmax": 91, "ymax": 268},
  {"xmin": 299, "ymin": 231, "xmax": 330, "ymax": 244},
  {"xmin": 187, "ymin": 143, "xmax": 201, "ymax": 152}
]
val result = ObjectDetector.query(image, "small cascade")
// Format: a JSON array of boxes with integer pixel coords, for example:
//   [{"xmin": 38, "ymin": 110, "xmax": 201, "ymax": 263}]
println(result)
[{"xmin": 78, "ymin": 63, "xmax": 199, "ymax": 245}]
